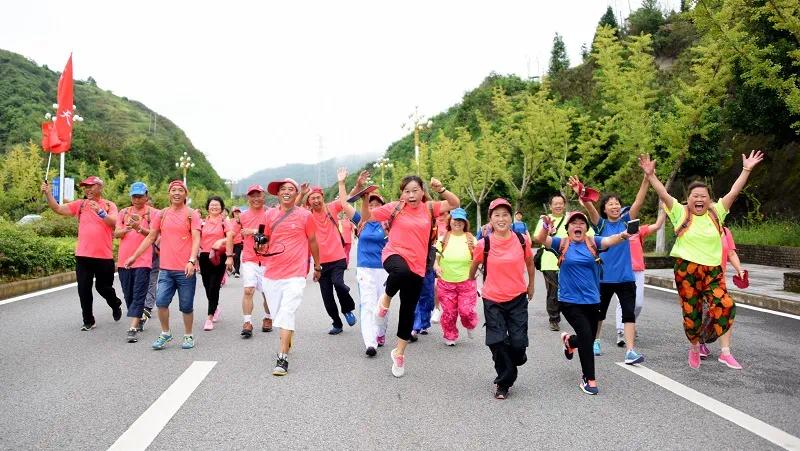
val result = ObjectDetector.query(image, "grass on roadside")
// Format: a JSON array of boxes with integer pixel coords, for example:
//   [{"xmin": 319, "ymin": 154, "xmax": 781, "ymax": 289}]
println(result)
[{"xmin": 728, "ymin": 220, "xmax": 800, "ymax": 247}]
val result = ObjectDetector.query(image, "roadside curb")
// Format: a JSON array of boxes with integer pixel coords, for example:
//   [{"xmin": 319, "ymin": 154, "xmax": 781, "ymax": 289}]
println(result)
[
  {"xmin": 645, "ymin": 274, "xmax": 800, "ymax": 316},
  {"xmin": 0, "ymin": 272, "xmax": 76, "ymax": 301}
]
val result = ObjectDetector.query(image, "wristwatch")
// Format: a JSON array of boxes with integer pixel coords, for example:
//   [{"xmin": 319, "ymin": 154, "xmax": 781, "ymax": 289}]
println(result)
[
  {"xmin": 314, "ymin": 265, "xmax": 322, "ymax": 271},
  {"xmin": 188, "ymin": 259, "xmax": 196, "ymax": 265}
]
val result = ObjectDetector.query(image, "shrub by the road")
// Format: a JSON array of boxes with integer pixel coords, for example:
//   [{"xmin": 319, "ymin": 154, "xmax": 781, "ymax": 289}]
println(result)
[{"xmin": 0, "ymin": 219, "xmax": 75, "ymax": 282}]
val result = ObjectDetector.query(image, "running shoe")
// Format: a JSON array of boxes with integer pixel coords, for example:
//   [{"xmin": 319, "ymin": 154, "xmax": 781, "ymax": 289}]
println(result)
[
  {"xmin": 420, "ymin": 329, "xmax": 429, "ymax": 335},
  {"xmin": 328, "ymin": 326, "xmax": 343, "ymax": 335},
  {"xmin": 376, "ymin": 335, "xmax": 385, "ymax": 347},
  {"xmin": 580, "ymin": 377, "xmax": 599, "ymax": 395},
  {"xmin": 688, "ymin": 348, "xmax": 701, "ymax": 369},
  {"xmin": 718, "ymin": 353, "xmax": 743, "ymax": 370},
  {"xmin": 241, "ymin": 321, "xmax": 253, "ymax": 339},
  {"xmin": 262, "ymin": 317, "xmax": 273, "ymax": 332},
  {"xmin": 203, "ymin": 319, "xmax": 214, "ymax": 331},
  {"xmin": 181, "ymin": 335, "xmax": 195, "ymax": 349},
  {"xmin": 561, "ymin": 332, "xmax": 574, "ymax": 360},
  {"xmin": 212, "ymin": 307, "xmax": 221, "ymax": 323},
  {"xmin": 390, "ymin": 348, "xmax": 405, "ymax": 377},
  {"xmin": 344, "ymin": 311, "xmax": 357, "ymax": 327},
  {"xmin": 152, "ymin": 332, "xmax": 173, "ymax": 350},
  {"xmin": 273, "ymin": 354, "xmax": 289, "ymax": 376},
  {"xmin": 593, "ymin": 339, "xmax": 602, "ymax": 356},
  {"xmin": 366, "ymin": 347, "xmax": 377, "ymax": 357},
  {"xmin": 549, "ymin": 321, "xmax": 560, "ymax": 331},
  {"xmin": 616, "ymin": 332, "xmax": 625, "ymax": 347},
  {"xmin": 624, "ymin": 349, "xmax": 645, "ymax": 365},
  {"xmin": 234, "ymin": 273, "xmax": 240, "ymax": 279},
  {"xmin": 445, "ymin": 340, "xmax": 456, "ymax": 346},
  {"xmin": 112, "ymin": 305, "xmax": 123, "ymax": 322},
  {"xmin": 699, "ymin": 343, "xmax": 710, "ymax": 359},
  {"xmin": 126, "ymin": 328, "xmax": 138, "ymax": 343},
  {"xmin": 495, "ymin": 385, "xmax": 509, "ymax": 400},
  {"xmin": 409, "ymin": 331, "xmax": 418, "ymax": 343},
  {"xmin": 431, "ymin": 308, "xmax": 442, "ymax": 324},
  {"xmin": 140, "ymin": 308, "xmax": 151, "ymax": 331},
  {"xmin": 80, "ymin": 323, "xmax": 96, "ymax": 331}
]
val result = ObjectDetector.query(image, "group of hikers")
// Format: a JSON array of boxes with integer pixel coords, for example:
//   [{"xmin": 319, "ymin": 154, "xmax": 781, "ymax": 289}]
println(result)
[{"xmin": 40, "ymin": 149, "xmax": 763, "ymax": 399}]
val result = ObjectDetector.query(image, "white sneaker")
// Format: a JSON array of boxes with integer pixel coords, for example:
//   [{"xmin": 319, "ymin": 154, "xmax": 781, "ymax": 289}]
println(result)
[
  {"xmin": 445, "ymin": 340, "xmax": 456, "ymax": 346},
  {"xmin": 390, "ymin": 348, "xmax": 405, "ymax": 377},
  {"xmin": 431, "ymin": 308, "xmax": 442, "ymax": 324},
  {"xmin": 616, "ymin": 332, "xmax": 625, "ymax": 347}
]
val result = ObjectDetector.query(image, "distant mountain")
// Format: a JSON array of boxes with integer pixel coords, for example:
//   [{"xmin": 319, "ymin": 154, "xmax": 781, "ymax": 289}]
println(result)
[{"xmin": 235, "ymin": 153, "xmax": 380, "ymax": 194}]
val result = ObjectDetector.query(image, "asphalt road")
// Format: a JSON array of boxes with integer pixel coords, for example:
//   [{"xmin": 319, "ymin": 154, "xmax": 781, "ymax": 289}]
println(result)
[{"xmin": 1, "ymin": 263, "xmax": 799, "ymax": 450}]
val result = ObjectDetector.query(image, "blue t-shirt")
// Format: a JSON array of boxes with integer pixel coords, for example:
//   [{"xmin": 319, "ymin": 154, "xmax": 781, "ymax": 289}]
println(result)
[
  {"xmin": 593, "ymin": 212, "xmax": 635, "ymax": 283},
  {"xmin": 357, "ymin": 220, "xmax": 386, "ymax": 269},
  {"xmin": 511, "ymin": 221, "xmax": 528, "ymax": 235},
  {"xmin": 552, "ymin": 236, "xmax": 604, "ymax": 304}
]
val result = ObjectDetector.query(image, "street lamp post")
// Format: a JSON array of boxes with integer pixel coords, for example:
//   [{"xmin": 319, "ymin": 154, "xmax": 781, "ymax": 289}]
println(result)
[
  {"xmin": 402, "ymin": 106, "xmax": 432, "ymax": 174},
  {"xmin": 175, "ymin": 152, "xmax": 195, "ymax": 187},
  {"xmin": 225, "ymin": 179, "xmax": 237, "ymax": 199},
  {"xmin": 373, "ymin": 157, "xmax": 394, "ymax": 188}
]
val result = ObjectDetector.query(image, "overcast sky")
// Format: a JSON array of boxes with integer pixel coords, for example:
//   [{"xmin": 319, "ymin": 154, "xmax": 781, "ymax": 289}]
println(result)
[{"xmin": 1, "ymin": 0, "xmax": 679, "ymax": 180}]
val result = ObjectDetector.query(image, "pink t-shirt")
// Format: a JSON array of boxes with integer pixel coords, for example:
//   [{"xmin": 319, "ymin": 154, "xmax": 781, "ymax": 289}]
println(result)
[
  {"xmin": 472, "ymin": 232, "xmax": 533, "ymax": 302},
  {"xmin": 436, "ymin": 215, "xmax": 450, "ymax": 240},
  {"xmin": 372, "ymin": 201, "xmax": 442, "ymax": 277},
  {"xmin": 116, "ymin": 206, "xmax": 155, "ymax": 268},
  {"xmin": 340, "ymin": 218, "xmax": 354, "ymax": 245},
  {"xmin": 628, "ymin": 224, "xmax": 654, "ymax": 272},
  {"xmin": 264, "ymin": 207, "xmax": 316, "ymax": 279},
  {"xmin": 721, "ymin": 227, "xmax": 736, "ymax": 272},
  {"xmin": 67, "ymin": 198, "xmax": 118, "ymax": 259},
  {"xmin": 235, "ymin": 208, "xmax": 271, "ymax": 265},
  {"xmin": 150, "ymin": 206, "xmax": 201, "ymax": 271},
  {"xmin": 311, "ymin": 202, "xmax": 345, "ymax": 264},
  {"xmin": 200, "ymin": 216, "xmax": 231, "ymax": 253}
]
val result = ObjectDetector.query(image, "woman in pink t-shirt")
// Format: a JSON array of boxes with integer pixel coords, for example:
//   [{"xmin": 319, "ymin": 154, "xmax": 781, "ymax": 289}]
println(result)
[
  {"xmin": 363, "ymin": 175, "xmax": 460, "ymax": 378},
  {"xmin": 198, "ymin": 196, "xmax": 234, "ymax": 332}
]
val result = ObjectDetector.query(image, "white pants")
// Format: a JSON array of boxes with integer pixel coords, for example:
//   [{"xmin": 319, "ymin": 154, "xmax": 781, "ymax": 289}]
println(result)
[
  {"xmin": 356, "ymin": 267, "xmax": 389, "ymax": 348},
  {"xmin": 264, "ymin": 277, "xmax": 306, "ymax": 331},
  {"xmin": 616, "ymin": 270, "xmax": 645, "ymax": 333},
  {"xmin": 241, "ymin": 261, "xmax": 266, "ymax": 292}
]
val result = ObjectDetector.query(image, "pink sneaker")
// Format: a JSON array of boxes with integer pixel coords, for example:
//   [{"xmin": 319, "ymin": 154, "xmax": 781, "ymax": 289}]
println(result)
[
  {"xmin": 376, "ymin": 335, "xmax": 385, "ymax": 347},
  {"xmin": 203, "ymin": 319, "xmax": 214, "ymax": 331},
  {"xmin": 390, "ymin": 348, "xmax": 405, "ymax": 377},
  {"xmin": 212, "ymin": 307, "xmax": 221, "ymax": 323},
  {"xmin": 688, "ymin": 348, "xmax": 701, "ymax": 369},
  {"xmin": 718, "ymin": 353, "xmax": 743, "ymax": 369},
  {"xmin": 699, "ymin": 343, "xmax": 710, "ymax": 360}
]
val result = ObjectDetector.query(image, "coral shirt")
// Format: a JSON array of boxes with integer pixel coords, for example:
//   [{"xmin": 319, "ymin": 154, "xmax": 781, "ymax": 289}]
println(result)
[
  {"xmin": 473, "ymin": 232, "xmax": 533, "ymax": 302},
  {"xmin": 628, "ymin": 224, "xmax": 654, "ymax": 272},
  {"xmin": 310, "ymin": 202, "xmax": 346, "ymax": 264},
  {"xmin": 116, "ymin": 206, "xmax": 155, "ymax": 269},
  {"xmin": 264, "ymin": 207, "xmax": 316, "ymax": 280},
  {"xmin": 235, "ymin": 208, "xmax": 271, "ymax": 265},
  {"xmin": 340, "ymin": 217, "xmax": 354, "ymax": 245},
  {"xmin": 372, "ymin": 201, "xmax": 442, "ymax": 277},
  {"xmin": 67, "ymin": 198, "xmax": 118, "ymax": 259},
  {"xmin": 150, "ymin": 206, "xmax": 201, "ymax": 271},
  {"xmin": 200, "ymin": 216, "xmax": 231, "ymax": 253}
]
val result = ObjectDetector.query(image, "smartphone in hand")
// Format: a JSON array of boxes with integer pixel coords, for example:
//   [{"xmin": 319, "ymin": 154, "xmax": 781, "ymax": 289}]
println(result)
[{"xmin": 626, "ymin": 219, "xmax": 640, "ymax": 235}]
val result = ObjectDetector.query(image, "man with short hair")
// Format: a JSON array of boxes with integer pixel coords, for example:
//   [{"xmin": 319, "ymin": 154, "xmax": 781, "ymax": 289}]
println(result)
[{"xmin": 41, "ymin": 176, "xmax": 122, "ymax": 330}]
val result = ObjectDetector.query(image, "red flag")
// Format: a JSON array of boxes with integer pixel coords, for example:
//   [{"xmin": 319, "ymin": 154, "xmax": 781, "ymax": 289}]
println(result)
[{"xmin": 48, "ymin": 54, "xmax": 74, "ymax": 154}]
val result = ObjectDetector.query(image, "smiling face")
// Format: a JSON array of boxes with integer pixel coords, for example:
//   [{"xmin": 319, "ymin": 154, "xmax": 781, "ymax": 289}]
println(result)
[
  {"xmin": 688, "ymin": 186, "xmax": 711, "ymax": 215},
  {"xmin": 247, "ymin": 191, "xmax": 265, "ymax": 209},
  {"xmin": 169, "ymin": 185, "xmax": 187, "ymax": 205},
  {"xmin": 550, "ymin": 195, "xmax": 566, "ymax": 216},
  {"xmin": 308, "ymin": 192, "xmax": 324, "ymax": 211},
  {"xmin": 489, "ymin": 207, "xmax": 512, "ymax": 232},
  {"xmin": 368, "ymin": 199, "xmax": 383, "ymax": 211},
  {"xmin": 83, "ymin": 184, "xmax": 102, "ymax": 201},
  {"xmin": 567, "ymin": 218, "xmax": 588, "ymax": 241},
  {"xmin": 277, "ymin": 183, "xmax": 297, "ymax": 208},
  {"xmin": 208, "ymin": 199, "xmax": 222, "ymax": 216},
  {"xmin": 401, "ymin": 180, "xmax": 424, "ymax": 206},
  {"xmin": 602, "ymin": 196, "xmax": 622, "ymax": 220},
  {"xmin": 450, "ymin": 218, "xmax": 466, "ymax": 233}
]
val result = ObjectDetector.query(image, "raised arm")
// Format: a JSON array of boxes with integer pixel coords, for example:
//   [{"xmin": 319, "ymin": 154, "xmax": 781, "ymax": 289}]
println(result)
[
  {"xmin": 347, "ymin": 170, "xmax": 370, "ymax": 198},
  {"xmin": 337, "ymin": 168, "xmax": 357, "ymax": 219},
  {"xmin": 295, "ymin": 182, "xmax": 310, "ymax": 207},
  {"xmin": 568, "ymin": 176, "xmax": 600, "ymax": 225},
  {"xmin": 533, "ymin": 215, "xmax": 554, "ymax": 248},
  {"xmin": 720, "ymin": 150, "xmax": 764, "ymax": 211},
  {"xmin": 651, "ymin": 206, "xmax": 666, "ymax": 231},
  {"xmin": 628, "ymin": 175, "xmax": 649, "ymax": 219},
  {"xmin": 430, "ymin": 177, "xmax": 460, "ymax": 213},
  {"xmin": 599, "ymin": 231, "xmax": 630, "ymax": 250},
  {"xmin": 40, "ymin": 181, "xmax": 72, "ymax": 216},
  {"xmin": 638, "ymin": 154, "xmax": 673, "ymax": 210}
]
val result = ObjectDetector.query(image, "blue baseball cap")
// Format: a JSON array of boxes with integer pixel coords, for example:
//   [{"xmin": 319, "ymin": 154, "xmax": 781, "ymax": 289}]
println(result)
[
  {"xmin": 450, "ymin": 208, "xmax": 468, "ymax": 221},
  {"xmin": 129, "ymin": 182, "xmax": 148, "ymax": 196}
]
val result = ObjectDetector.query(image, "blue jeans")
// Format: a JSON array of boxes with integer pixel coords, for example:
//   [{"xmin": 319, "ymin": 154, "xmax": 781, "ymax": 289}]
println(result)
[
  {"xmin": 413, "ymin": 268, "xmax": 436, "ymax": 332},
  {"xmin": 119, "ymin": 267, "xmax": 151, "ymax": 318},
  {"xmin": 155, "ymin": 270, "xmax": 196, "ymax": 314}
]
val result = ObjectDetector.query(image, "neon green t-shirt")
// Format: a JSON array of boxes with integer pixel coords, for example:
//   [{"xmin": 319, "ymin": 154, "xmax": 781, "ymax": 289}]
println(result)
[
  {"xmin": 666, "ymin": 197, "xmax": 728, "ymax": 267},
  {"xmin": 533, "ymin": 214, "xmax": 594, "ymax": 271},
  {"xmin": 436, "ymin": 233, "xmax": 472, "ymax": 283}
]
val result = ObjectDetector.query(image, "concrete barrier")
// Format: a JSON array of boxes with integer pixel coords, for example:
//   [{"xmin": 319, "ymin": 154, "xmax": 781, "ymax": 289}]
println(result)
[{"xmin": 0, "ymin": 271, "xmax": 76, "ymax": 301}]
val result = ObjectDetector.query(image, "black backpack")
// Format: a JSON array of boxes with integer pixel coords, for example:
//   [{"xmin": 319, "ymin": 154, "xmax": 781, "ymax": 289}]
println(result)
[{"xmin": 481, "ymin": 231, "xmax": 526, "ymax": 281}]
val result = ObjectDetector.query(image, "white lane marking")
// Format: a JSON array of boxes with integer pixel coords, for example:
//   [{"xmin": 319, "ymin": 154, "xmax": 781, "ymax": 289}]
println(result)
[
  {"xmin": 0, "ymin": 273, "xmax": 118, "ymax": 306},
  {"xmin": 645, "ymin": 284, "xmax": 800, "ymax": 321},
  {"xmin": 108, "ymin": 361, "xmax": 217, "ymax": 451},
  {"xmin": 617, "ymin": 363, "xmax": 800, "ymax": 450}
]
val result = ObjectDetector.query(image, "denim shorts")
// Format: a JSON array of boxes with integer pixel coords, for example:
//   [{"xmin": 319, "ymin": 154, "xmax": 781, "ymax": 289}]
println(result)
[{"xmin": 155, "ymin": 270, "xmax": 197, "ymax": 313}]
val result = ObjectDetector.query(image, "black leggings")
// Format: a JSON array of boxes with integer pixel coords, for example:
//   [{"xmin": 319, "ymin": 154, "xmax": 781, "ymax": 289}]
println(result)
[
  {"xmin": 560, "ymin": 301, "xmax": 601, "ymax": 381},
  {"xmin": 198, "ymin": 252, "xmax": 226, "ymax": 316},
  {"xmin": 599, "ymin": 281, "xmax": 637, "ymax": 323},
  {"xmin": 233, "ymin": 243, "xmax": 243, "ymax": 274},
  {"xmin": 383, "ymin": 254, "xmax": 424, "ymax": 341}
]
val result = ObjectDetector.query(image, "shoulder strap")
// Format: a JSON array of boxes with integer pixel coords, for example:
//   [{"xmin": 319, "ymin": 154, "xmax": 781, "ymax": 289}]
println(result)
[
  {"xmin": 557, "ymin": 237, "xmax": 571, "ymax": 267},
  {"xmin": 441, "ymin": 231, "xmax": 451, "ymax": 253},
  {"xmin": 675, "ymin": 205, "xmax": 692, "ymax": 237},
  {"xmin": 514, "ymin": 231, "xmax": 525, "ymax": 250},
  {"xmin": 482, "ymin": 235, "xmax": 491, "ymax": 281},
  {"xmin": 324, "ymin": 206, "xmax": 346, "ymax": 247},
  {"xmin": 707, "ymin": 205, "xmax": 722, "ymax": 235},
  {"xmin": 270, "ymin": 207, "xmax": 296, "ymax": 234},
  {"xmin": 553, "ymin": 214, "xmax": 566, "ymax": 235},
  {"xmin": 385, "ymin": 201, "xmax": 405, "ymax": 233}
]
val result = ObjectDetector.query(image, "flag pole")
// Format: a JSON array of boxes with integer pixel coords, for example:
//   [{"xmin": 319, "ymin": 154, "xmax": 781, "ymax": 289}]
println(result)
[
  {"xmin": 45, "ymin": 152, "xmax": 53, "ymax": 181},
  {"xmin": 58, "ymin": 152, "xmax": 65, "ymax": 204}
]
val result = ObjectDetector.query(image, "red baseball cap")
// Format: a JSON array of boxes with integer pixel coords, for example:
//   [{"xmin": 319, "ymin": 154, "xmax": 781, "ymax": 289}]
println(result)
[
  {"xmin": 246, "ymin": 184, "xmax": 265, "ymax": 195},
  {"xmin": 565, "ymin": 211, "xmax": 590, "ymax": 225},
  {"xmin": 79, "ymin": 176, "xmax": 104, "ymax": 187},
  {"xmin": 168, "ymin": 180, "xmax": 189, "ymax": 194},
  {"xmin": 488, "ymin": 198, "xmax": 513, "ymax": 214},
  {"xmin": 267, "ymin": 178, "xmax": 299, "ymax": 196},
  {"xmin": 368, "ymin": 193, "xmax": 386, "ymax": 204}
]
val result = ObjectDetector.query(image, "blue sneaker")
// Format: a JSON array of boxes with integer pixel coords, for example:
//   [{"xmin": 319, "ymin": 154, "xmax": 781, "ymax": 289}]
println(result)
[
  {"xmin": 181, "ymin": 335, "xmax": 195, "ymax": 349},
  {"xmin": 593, "ymin": 339, "xmax": 602, "ymax": 356},
  {"xmin": 152, "ymin": 332, "xmax": 173, "ymax": 350},
  {"xmin": 580, "ymin": 377, "xmax": 599, "ymax": 395},
  {"xmin": 624, "ymin": 349, "xmax": 645, "ymax": 365},
  {"xmin": 328, "ymin": 326, "xmax": 343, "ymax": 335},
  {"xmin": 344, "ymin": 311, "xmax": 357, "ymax": 327}
]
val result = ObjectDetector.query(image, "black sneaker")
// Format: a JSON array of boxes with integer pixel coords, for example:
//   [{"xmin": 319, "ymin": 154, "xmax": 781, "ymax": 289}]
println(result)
[
  {"xmin": 366, "ymin": 347, "xmax": 377, "ymax": 357},
  {"xmin": 494, "ymin": 385, "xmax": 509, "ymax": 400},
  {"xmin": 126, "ymin": 328, "xmax": 138, "ymax": 343},
  {"xmin": 80, "ymin": 323, "xmax": 96, "ymax": 331},
  {"xmin": 272, "ymin": 354, "xmax": 289, "ymax": 376},
  {"xmin": 241, "ymin": 322, "xmax": 253, "ymax": 338},
  {"xmin": 112, "ymin": 305, "xmax": 123, "ymax": 321}
]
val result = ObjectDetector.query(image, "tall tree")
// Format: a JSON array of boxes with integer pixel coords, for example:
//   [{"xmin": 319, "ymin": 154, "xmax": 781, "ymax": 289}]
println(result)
[
  {"xmin": 599, "ymin": 6, "xmax": 618, "ymax": 30},
  {"xmin": 627, "ymin": 0, "xmax": 665, "ymax": 36},
  {"xmin": 548, "ymin": 33, "xmax": 570, "ymax": 78}
]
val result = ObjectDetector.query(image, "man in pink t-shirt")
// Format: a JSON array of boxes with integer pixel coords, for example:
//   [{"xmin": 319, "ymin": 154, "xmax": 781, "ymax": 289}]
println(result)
[
  {"xmin": 303, "ymin": 185, "xmax": 356, "ymax": 334},
  {"xmin": 263, "ymin": 178, "xmax": 321, "ymax": 377},
  {"xmin": 125, "ymin": 180, "xmax": 201, "ymax": 350},
  {"xmin": 41, "ymin": 176, "xmax": 123, "ymax": 330}
]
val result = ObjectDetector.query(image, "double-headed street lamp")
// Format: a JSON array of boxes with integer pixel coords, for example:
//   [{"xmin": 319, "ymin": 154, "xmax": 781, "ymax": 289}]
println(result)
[
  {"xmin": 175, "ymin": 152, "xmax": 195, "ymax": 187},
  {"xmin": 402, "ymin": 106, "xmax": 432, "ymax": 174},
  {"xmin": 225, "ymin": 179, "xmax": 238, "ymax": 199},
  {"xmin": 373, "ymin": 157, "xmax": 393, "ymax": 188}
]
